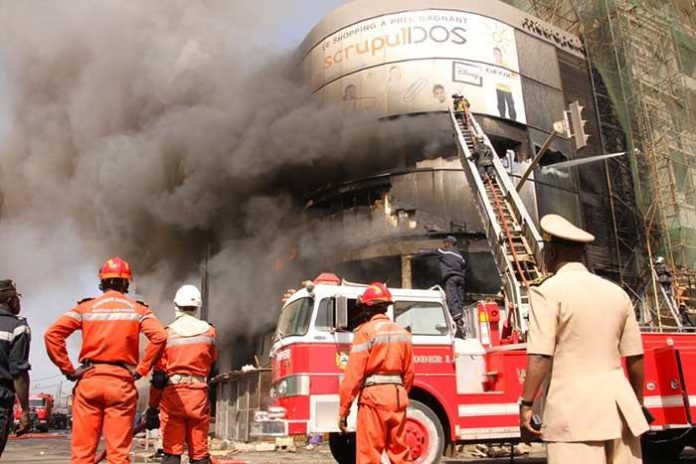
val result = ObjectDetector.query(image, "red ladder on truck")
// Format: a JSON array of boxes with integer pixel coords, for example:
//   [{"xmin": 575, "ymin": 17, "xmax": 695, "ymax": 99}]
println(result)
[{"xmin": 449, "ymin": 109, "xmax": 543, "ymax": 338}]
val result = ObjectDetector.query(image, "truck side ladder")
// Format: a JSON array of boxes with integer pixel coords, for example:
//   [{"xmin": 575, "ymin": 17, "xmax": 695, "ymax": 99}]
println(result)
[{"xmin": 449, "ymin": 109, "xmax": 544, "ymax": 337}]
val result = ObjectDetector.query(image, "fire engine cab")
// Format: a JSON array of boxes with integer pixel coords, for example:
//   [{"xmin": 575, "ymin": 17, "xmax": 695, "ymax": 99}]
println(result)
[
  {"xmin": 252, "ymin": 274, "xmax": 526, "ymax": 462},
  {"xmin": 251, "ymin": 110, "xmax": 696, "ymax": 462},
  {"xmin": 14, "ymin": 393, "xmax": 54, "ymax": 433}
]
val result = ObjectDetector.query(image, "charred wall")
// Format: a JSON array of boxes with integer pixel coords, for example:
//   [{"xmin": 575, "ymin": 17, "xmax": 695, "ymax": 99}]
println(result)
[
  {"xmin": 302, "ymin": 160, "xmax": 502, "ymax": 294},
  {"xmin": 557, "ymin": 51, "xmax": 620, "ymax": 278}
]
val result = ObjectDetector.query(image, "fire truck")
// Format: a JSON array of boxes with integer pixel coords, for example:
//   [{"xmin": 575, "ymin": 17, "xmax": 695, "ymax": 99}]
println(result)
[
  {"xmin": 14, "ymin": 393, "xmax": 54, "ymax": 432},
  {"xmin": 251, "ymin": 110, "xmax": 696, "ymax": 462}
]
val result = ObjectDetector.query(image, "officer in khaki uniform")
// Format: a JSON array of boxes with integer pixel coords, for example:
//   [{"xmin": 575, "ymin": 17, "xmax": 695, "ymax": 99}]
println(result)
[{"xmin": 519, "ymin": 214, "xmax": 649, "ymax": 463}]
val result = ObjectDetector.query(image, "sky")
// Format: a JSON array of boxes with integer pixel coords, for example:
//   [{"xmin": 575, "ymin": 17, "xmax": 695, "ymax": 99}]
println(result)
[
  {"xmin": 0, "ymin": 0, "xmax": 344, "ymax": 394},
  {"xmin": 275, "ymin": 0, "xmax": 344, "ymax": 45}
]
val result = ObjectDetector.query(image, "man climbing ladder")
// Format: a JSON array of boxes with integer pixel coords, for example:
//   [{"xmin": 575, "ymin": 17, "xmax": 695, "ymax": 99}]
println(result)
[{"xmin": 413, "ymin": 236, "xmax": 467, "ymax": 336}]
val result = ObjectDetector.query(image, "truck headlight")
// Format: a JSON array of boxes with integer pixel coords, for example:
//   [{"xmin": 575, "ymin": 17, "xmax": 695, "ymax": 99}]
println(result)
[
  {"xmin": 270, "ymin": 375, "xmax": 310, "ymax": 399},
  {"xmin": 277, "ymin": 380, "xmax": 288, "ymax": 397}
]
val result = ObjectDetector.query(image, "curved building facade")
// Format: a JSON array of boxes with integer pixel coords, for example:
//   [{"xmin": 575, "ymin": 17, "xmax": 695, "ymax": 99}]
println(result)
[
  {"xmin": 299, "ymin": 0, "xmax": 582, "ymax": 121},
  {"xmin": 296, "ymin": 0, "xmax": 618, "ymax": 292}
]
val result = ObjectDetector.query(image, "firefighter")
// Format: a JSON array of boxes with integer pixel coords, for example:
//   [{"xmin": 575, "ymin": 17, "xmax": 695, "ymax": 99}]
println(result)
[
  {"xmin": 453, "ymin": 95, "xmax": 474, "ymax": 129},
  {"xmin": 654, "ymin": 256, "xmax": 673, "ymax": 298},
  {"xmin": 452, "ymin": 93, "xmax": 464, "ymax": 114},
  {"xmin": 470, "ymin": 135, "xmax": 494, "ymax": 181},
  {"xmin": 413, "ymin": 236, "xmax": 467, "ymax": 336},
  {"xmin": 678, "ymin": 303, "xmax": 692, "ymax": 328},
  {"xmin": 337, "ymin": 282, "xmax": 414, "ymax": 464},
  {"xmin": 0, "ymin": 280, "xmax": 32, "ymax": 456},
  {"xmin": 44, "ymin": 257, "xmax": 167, "ymax": 464},
  {"xmin": 519, "ymin": 214, "xmax": 648, "ymax": 464},
  {"xmin": 146, "ymin": 285, "xmax": 217, "ymax": 464}
]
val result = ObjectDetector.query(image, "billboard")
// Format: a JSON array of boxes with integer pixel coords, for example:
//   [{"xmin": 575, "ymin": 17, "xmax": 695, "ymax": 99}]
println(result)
[{"xmin": 304, "ymin": 10, "xmax": 526, "ymax": 123}]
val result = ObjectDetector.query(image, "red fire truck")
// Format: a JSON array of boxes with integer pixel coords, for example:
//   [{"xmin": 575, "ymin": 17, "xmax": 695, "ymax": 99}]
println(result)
[
  {"xmin": 251, "ymin": 111, "xmax": 696, "ymax": 462},
  {"xmin": 252, "ymin": 275, "xmax": 696, "ymax": 462},
  {"xmin": 14, "ymin": 393, "xmax": 54, "ymax": 432}
]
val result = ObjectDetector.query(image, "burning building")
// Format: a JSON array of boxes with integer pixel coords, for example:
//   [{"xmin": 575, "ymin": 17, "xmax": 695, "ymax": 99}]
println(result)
[
  {"xmin": 213, "ymin": 0, "xmax": 623, "ymax": 442},
  {"xmin": 294, "ymin": 0, "xmax": 613, "ymax": 292}
]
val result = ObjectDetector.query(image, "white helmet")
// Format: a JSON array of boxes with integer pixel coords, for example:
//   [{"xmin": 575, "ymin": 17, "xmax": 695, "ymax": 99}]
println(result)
[
  {"xmin": 174, "ymin": 285, "xmax": 202, "ymax": 308},
  {"xmin": 655, "ymin": 256, "xmax": 665, "ymax": 264}
]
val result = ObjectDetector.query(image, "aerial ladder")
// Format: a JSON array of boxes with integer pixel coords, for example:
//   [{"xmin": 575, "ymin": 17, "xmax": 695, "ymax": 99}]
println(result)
[{"xmin": 449, "ymin": 108, "xmax": 544, "ymax": 340}]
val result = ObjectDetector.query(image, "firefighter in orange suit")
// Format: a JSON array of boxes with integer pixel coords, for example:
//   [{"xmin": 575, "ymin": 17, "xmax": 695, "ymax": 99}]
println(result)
[
  {"xmin": 44, "ymin": 257, "xmax": 167, "ymax": 464},
  {"xmin": 338, "ymin": 283, "xmax": 415, "ymax": 464},
  {"xmin": 146, "ymin": 285, "xmax": 217, "ymax": 464}
]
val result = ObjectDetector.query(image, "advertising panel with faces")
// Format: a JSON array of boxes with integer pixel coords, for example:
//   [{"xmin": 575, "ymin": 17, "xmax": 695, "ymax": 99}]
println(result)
[{"xmin": 305, "ymin": 10, "xmax": 527, "ymax": 123}]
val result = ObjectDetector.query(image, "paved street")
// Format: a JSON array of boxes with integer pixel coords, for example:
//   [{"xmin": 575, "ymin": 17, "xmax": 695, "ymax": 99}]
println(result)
[{"xmin": 3, "ymin": 434, "xmax": 696, "ymax": 463}]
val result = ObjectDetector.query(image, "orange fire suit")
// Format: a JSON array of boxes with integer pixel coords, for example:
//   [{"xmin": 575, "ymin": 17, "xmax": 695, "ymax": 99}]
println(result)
[
  {"xmin": 339, "ymin": 313, "xmax": 415, "ymax": 464},
  {"xmin": 44, "ymin": 290, "xmax": 167, "ymax": 464},
  {"xmin": 149, "ymin": 323, "xmax": 217, "ymax": 462}
]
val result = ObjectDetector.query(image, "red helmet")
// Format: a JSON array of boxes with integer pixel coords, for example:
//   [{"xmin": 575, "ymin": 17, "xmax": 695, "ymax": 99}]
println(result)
[
  {"xmin": 358, "ymin": 282, "xmax": 394, "ymax": 307},
  {"xmin": 98, "ymin": 257, "xmax": 133, "ymax": 282}
]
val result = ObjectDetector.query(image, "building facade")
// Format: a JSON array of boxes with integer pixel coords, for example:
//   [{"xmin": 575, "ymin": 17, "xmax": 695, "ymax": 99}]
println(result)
[{"xmin": 294, "ymin": 0, "xmax": 617, "ymax": 293}]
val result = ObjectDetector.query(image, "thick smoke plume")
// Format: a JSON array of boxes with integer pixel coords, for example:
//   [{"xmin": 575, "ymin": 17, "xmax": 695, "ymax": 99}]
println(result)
[
  {"xmin": 0, "ymin": 1, "xmax": 448, "ymax": 374},
  {"xmin": 0, "ymin": 0, "xmax": 368, "ymax": 371}
]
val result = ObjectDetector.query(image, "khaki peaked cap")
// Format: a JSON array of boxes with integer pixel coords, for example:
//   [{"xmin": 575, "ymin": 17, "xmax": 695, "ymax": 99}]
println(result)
[{"xmin": 540, "ymin": 214, "xmax": 595, "ymax": 244}]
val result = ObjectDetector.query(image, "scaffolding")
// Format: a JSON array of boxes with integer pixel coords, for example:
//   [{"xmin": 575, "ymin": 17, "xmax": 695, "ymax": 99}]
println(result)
[{"xmin": 503, "ymin": 0, "xmax": 696, "ymax": 329}]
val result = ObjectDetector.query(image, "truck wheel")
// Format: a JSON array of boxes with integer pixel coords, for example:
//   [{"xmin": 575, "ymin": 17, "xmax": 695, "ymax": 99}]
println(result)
[
  {"xmin": 329, "ymin": 432, "xmax": 356, "ymax": 464},
  {"xmin": 406, "ymin": 400, "xmax": 445, "ymax": 464}
]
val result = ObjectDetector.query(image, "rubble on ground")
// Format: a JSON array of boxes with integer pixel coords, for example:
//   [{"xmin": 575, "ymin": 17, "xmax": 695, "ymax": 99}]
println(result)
[{"xmin": 455, "ymin": 442, "xmax": 534, "ymax": 459}]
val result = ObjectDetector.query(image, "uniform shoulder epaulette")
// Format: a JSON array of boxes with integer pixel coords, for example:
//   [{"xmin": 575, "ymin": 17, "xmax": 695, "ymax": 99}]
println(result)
[
  {"xmin": 77, "ymin": 297, "xmax": 94, "ymax": 304},
  {"xmin": 136, "ymin": 300, "xmax": 149, "ymax": 308},
  {"xmin": 529, "ymin": 273, "xmax": 554, "ymax": 287}
]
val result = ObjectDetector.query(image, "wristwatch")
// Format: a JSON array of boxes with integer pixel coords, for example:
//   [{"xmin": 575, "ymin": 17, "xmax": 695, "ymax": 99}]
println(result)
[{"xmin": 518, "ymin": 397, "xmax": 534, "ymax": 408}]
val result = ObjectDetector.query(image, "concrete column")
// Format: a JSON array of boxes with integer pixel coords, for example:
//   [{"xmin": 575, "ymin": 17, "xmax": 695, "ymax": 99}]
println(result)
[{"xmin": 401, "ymin": 254, "xmax": 412, "ymax": 289}]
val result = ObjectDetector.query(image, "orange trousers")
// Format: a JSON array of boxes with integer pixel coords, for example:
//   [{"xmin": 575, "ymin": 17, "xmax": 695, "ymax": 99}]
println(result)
[
  {"xmin": 356, "ymin": 385, "xmax": 410, "ymax": 464},
  {"xmin": 71, "ymin": 372, "xmax": 137, "ymax": 464},
  {"xmin": 160, "ymin": 385, "xmax": 210, "ymax": 460}
]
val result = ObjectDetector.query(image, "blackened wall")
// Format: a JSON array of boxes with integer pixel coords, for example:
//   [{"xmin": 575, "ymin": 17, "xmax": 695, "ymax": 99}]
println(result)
[{"xmin": 558, "ymin": 50, "xmax": 620, "ymax": 277}]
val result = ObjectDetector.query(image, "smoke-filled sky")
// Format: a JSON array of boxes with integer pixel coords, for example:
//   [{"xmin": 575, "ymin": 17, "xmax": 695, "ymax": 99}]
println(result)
[{"xmin": 0, "ymin": 0, "xmax": 346, "ymax": 389}]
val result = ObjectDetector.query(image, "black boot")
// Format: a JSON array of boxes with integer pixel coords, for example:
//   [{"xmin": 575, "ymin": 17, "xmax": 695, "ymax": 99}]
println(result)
[
  {"xmin": 161, "ymin": 454, "xmax": 182, "ymax": 464},
  {"xmin": 453, "ymin": 315, "xmax": 466, "ymax": 338},
  {"xmin": 190, "ymin": 456, "xmax": 211, "ymax": 464}
]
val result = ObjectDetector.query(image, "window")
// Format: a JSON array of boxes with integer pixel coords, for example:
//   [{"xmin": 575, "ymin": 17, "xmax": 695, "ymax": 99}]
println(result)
[
  {"xmin": 315, "ymin": 298, "xmax": 363, "ymax": 332},
  {"xmin": 275, "ymin": 298, "xmax": 313, "ymax": 340},
  {"xmin": 315, "ymin": 298, "xmax": 334, "ymax": 332},
  {"xmin": 29, "ymin": 398, "xmax": 46, "ymax": 408},
  {"xmin": 394, "ymin": 301, "xmax": 448, "ymax": 336}
]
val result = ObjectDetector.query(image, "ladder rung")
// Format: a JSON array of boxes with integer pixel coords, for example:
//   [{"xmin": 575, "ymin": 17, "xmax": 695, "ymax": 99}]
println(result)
[{"xmin": 508, "ymin": 252, "xmax": 533, "ymax": 260}]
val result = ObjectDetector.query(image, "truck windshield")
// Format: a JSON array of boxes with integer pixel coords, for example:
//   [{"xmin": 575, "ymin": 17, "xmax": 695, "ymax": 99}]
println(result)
[
  {"xmin": 276, "ymin": 297, "xmax": 313, "ymax": 340},
  {"xmin": 29, "ymin": 399, "xmax": 45, "ymax": 408}
]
